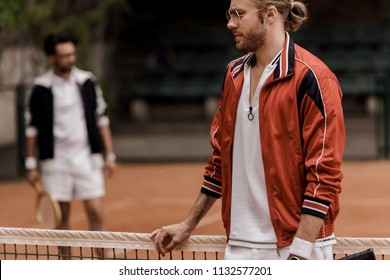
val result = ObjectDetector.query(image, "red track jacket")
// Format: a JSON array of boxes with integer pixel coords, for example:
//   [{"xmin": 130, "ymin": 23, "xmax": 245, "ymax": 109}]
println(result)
[{"xmin": 201, "ymin": 33, "xmax": 345, "ymax": 248}]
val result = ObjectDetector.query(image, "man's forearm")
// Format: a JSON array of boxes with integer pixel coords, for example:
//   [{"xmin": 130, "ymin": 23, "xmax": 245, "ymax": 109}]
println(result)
[
  {"xmin": 26, "ymin": 136, "xmax": 37, "ymax": 158},
  {"xmin": 288, "ymin": 214, "xmax": 324, "ymax": 259},
  {"xmin": 183, "ymin": 192, "xmax": 217, "ymax": 231},
  {"xmin": 25, "ymin": 136, "xmax": 38, "ymax": 170},
  {"xmin": 294, "ymin": 214, "xmax": 324, "ymax": 243},
  {"xmin": 99, "ymin": 125, "xmax": 115, "ymax": 157}
]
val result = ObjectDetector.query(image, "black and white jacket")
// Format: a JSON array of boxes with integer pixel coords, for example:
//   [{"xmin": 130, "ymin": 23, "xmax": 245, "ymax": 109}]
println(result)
[{"xmin": 25, "ymin": 67, "xmax": 109, "ymax": 160}]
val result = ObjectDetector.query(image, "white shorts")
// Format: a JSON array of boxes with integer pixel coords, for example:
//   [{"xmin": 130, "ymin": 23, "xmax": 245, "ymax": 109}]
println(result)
[
  {"xmin": 224, "ymin": 244, "xmax": 333, "ymax": 260},
  {"xmin": 41, "ymin": 168, "xmax": 105, "ymax": 202}
]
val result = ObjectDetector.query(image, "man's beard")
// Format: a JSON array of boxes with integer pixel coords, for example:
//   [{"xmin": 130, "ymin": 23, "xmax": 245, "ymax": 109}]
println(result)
[
  {"xmin": 237, "ymin": 26, "xmax": 267, "ymax": 53},
  {"xmin": 55, "ymin": 63, "xmax": 73, "ymax": 75}
]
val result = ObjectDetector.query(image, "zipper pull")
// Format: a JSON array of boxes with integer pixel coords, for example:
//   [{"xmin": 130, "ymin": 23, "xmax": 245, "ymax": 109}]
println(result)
[{"xmin": 248, "ymin": 106, "xmax": 254, "ymax": 121}]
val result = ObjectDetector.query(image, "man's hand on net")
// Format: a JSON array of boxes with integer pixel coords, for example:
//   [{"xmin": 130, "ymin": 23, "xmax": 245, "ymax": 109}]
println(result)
[{"xmin": 150, "ymin": 223, "xmax": 191, "ymax": 257}]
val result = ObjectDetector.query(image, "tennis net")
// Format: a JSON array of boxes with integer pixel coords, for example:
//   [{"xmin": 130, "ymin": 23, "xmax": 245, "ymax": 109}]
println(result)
[{"xmin": 1, "ymin": 227, "xmax": 390, "ymax": 260}]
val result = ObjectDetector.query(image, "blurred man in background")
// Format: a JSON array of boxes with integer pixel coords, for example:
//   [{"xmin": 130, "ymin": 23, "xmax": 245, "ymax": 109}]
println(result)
[{"xmin": 25, "ymin": 32, "xmax": 116, "ymax": 253}]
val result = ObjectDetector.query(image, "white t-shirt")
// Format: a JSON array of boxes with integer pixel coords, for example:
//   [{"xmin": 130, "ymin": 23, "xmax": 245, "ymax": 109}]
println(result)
[
  {"xmin": 229, "ymin": 52, "xmax": 281, "ymax": 249},
  {"xmin": 39, "ymin": 70, "xmax": 105, "ymax": 173}
]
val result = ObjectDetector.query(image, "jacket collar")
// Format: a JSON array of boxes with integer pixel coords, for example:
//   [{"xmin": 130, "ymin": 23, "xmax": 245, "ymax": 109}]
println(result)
[
  {"xmin": 272, "ymin": 32, "xmax": 295, "ymax": 79},
  {"xmin": 230, "ymin": 32, "xmax": 295, "ymax": 81},
  {"xmin": 33, "ymin": 67, "xmax": 94, "ymax": 89}
]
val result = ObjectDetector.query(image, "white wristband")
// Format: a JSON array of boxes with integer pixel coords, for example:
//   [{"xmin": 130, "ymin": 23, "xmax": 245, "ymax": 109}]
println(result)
[
  {"xmin": 106, "ymin": 153, "xmax": 116, "ymax": 162},
  {"xmin": 289, "ymin": 237, "xmax": 314, "ymax": 259},
  {"xmin": 25, "ymin": 157, "xmax": 37, "ymax": 170}
]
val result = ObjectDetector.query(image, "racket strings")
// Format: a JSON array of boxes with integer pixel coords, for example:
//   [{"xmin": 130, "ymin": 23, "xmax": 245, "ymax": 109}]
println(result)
[{"xmin": 36, "ymin": 193, "xmax": 62, "ymax": 229}]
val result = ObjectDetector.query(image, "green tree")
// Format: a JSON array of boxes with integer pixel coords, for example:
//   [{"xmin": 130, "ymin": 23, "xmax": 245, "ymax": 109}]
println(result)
[{"xmin": 0, "ymin": 0, "xmax": 131, "ymax": 68}]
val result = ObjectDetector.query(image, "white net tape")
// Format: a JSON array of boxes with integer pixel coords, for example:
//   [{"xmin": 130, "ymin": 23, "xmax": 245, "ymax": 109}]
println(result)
[
  {"xmin": 334, "ymin": 237, "xmax": 390, "ymax": 255},
  {"xmin": 0, "ymin": 227, "xmax": 226, "ymax": 252},
  {"xmin": 1, "ymin": 227, "xmax": 389, "ymax": 257}
]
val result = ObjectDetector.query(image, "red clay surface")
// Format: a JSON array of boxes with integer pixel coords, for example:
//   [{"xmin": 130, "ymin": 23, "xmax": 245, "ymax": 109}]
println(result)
[{"xmin": 0, "ymin": 160, "xmax": 390, "ymax": 238}]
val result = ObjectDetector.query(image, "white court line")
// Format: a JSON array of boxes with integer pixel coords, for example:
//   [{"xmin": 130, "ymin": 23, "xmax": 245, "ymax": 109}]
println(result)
[
  {"xmin": 341, "ymin": 198, "xmax": 390, "ymax": 206},
  {"xmin": 106, "ymin": 197, "xmax": 138, "ymax": 212},
  {"xmin": 37, "ymin": 196, "xmax": 390, "ymax": 230},
  {"xmin": 71, "ymin": 196, "xmax": 195, "ymax": 224},
  {"xmin": 197, "ymin": 212, "xmax": 221, "ymax": 228},
  {"xmin": 145, "ymin": 197, "xmax": 195, "ymax": 206}
]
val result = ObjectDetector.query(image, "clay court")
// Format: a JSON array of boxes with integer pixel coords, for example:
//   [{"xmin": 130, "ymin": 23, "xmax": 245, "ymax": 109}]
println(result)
[{"xmin": 1, "ymin": 160, "xmax": 390, "ymax": 239}]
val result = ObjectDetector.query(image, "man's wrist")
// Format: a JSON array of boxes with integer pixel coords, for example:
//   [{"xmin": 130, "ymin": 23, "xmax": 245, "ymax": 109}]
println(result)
[
  {"xmin": 106, "ymin": 153, "xmax": 116, "ymax": 162},
  {"xmin": 289, "ymin": 237, "xmax": 314, "ymax": 260},
  {"xmin": 25, "ymin": 157, "xmax": 37, "ymax": 170}
]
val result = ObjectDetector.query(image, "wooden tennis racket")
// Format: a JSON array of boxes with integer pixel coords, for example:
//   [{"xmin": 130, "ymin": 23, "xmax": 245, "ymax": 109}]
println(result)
[{"xmin": 32, "ymin": 181, "xmax": 62, "ymax": 229}]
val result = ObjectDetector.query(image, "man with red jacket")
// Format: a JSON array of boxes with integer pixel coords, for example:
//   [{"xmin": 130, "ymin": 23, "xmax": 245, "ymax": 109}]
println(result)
[{"xmin": 151, "ymin": 0, "xmax": 345, "ymax": 260}]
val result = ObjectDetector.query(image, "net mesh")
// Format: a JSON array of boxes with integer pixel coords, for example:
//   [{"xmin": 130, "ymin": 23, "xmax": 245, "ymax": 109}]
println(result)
[{"xmin": 1, "ymin": 227, "xmax": 390, "ymax": 260}]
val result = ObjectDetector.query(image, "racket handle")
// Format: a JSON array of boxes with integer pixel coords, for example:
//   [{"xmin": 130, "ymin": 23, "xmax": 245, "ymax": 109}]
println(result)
[{"xmin": 33, "ymin": 181, "xmax": 44, "ymax": 193}]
